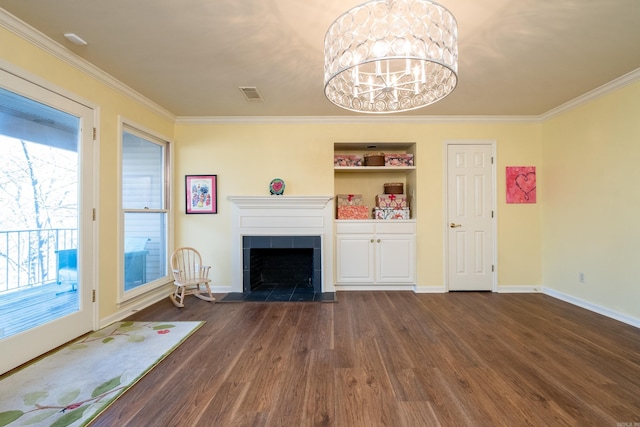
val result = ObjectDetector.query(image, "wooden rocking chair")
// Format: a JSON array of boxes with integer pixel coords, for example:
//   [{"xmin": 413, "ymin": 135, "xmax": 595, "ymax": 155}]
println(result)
[{"xmin": 169, "ymin": 247, "xmax": 215, "ymax": 308}]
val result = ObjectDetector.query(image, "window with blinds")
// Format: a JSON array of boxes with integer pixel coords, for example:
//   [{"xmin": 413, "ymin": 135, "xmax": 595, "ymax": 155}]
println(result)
[{"xmin": 121, "ymin": 125, "xmax": 171, "ymax": 298}]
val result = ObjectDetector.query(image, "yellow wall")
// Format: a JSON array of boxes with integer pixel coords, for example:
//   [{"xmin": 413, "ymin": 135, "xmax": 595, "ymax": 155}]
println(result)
[
  {"xmin": 1, "ymin": 26, "xmax": 175, "ymax": 320},
  {"xmin": 541, "ymin": 81, "xmax": 640, "ymax": 320},
  {"xmin": 7, "ymin": 15, "xmax": 638, "ymax": 326},
  {"xmin": 174, "ymin": 122, "xmax": 543, "ymax": 291}
]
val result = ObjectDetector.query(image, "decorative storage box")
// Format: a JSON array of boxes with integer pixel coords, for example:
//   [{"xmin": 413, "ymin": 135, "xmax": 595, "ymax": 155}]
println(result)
[
  {"xmin": 364, "ymin": 152, "xmax": 385, "ymax": 166},
  {"xmin": 375, "ymin": 194, "xmax": 408, "ymax": 209},
  {"xmin": 334, "ymin": 154, "xmax": 363, "ymax": 167},
  {"xmin": 336, "ymin": 194, "xmax": 364, "ymax": 206},
  {"xmin": 373, "ymin": 207, "xmax": 410, "ymax": 220},
  {"xmin": 385, "ymin": 153, "xmax": 414, "ymax": 166},
  {"xmin": 384, "ymin": 182, "xmax": 404, "ymax": 194},
  {"xmin": 337, "ymin": 205, "xmax": 369, "ymax": 219}
]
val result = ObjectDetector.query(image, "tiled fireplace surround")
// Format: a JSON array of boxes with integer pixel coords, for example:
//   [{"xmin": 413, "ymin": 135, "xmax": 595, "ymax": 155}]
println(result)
[{"xmin": 229, "ymin": 196, "xmax": 334, "ymax": 294}]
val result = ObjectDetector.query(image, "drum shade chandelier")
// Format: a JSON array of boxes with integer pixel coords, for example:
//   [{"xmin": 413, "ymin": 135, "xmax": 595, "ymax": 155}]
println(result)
[{"xmin": 324, "ymin": 0, "xmax": 458, "ymax": 113}]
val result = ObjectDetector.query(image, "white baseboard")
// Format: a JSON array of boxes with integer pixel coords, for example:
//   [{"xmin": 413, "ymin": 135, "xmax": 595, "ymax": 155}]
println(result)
[
  {"xmin": 99, "ymin": 286, "xmax": 172, "ymax": 328},
  {"xmin": 211, "ymin": 285, "xmax": 234, "ymax": 293},
  {"xmin": 335, "ymin": 285, "xmax": 415, "ymax": 291},
  {"xmin": 497, "ymin": 286, "xmax": 540, "ymax": 293},
  {"xmin": 543, "ymin": 287, "xmax": 640, "ymax": 329},
  {"xmin": 414, "ymin": 286, "xmax": 446, "ymax": 293},
  {"xmin": 411, "ymin": 285, "xmax": 539, "ymax": 294},
  {"xmin": 98, "ymin": 283, "xmax": 638, "ymax": 331}
]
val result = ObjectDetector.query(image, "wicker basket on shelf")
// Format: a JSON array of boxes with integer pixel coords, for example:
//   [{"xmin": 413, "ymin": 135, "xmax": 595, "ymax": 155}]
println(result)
[
  {"xmin": 384, "ymin": 182, "xmax": 404, "ymax": 194},
  {"xmin": 364, "ymin": 152, "xmax": 385, "ymax": 166}
]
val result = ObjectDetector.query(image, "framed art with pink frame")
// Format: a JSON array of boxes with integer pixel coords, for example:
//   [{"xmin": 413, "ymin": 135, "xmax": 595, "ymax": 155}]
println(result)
[{"xmin": 186, "ymin": 175, "xmax": 217, "ymax": 214}]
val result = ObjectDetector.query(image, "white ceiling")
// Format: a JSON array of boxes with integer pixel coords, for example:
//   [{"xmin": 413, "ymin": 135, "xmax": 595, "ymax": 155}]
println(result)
[{"xmin": 1, "ymin": 0, "xmax": 639, "ymax": 117}]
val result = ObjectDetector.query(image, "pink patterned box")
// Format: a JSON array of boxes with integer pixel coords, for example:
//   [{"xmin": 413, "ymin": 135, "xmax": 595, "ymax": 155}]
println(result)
[
  {"xmin": 375, "ymin": 194, "xmax": 408, "ymax": 209},
  {"xmin": 337, "ymin": 205, "xmax": 369, "ymax": 219},
  {"xmin": 334, "ymin": 154, "xmax": 363, "ymax": 167},
  {"xmin": 336, "ymin": 194, "xmax": 364, "ymax": 206},
  {"xmin": 373, "ymin": 208, "xmax": 410, "ymax": 220},
  {"xmin": 384, "ymin": 153, "xmax": 414, "ymax": 167}
]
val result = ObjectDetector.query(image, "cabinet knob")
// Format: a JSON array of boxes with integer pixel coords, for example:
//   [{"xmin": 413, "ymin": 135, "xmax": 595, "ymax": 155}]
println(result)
[
  {"xmin": 370, "ymin": 239, "xmax": 374, "ymax": 243},
  {"xmin": 377, "ymin": 239, "xmax": 381, "ymax": 243}
]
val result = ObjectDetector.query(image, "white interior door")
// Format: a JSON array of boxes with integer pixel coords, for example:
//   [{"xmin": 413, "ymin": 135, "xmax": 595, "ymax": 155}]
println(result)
[{"xmin": 446, "ymin": 142, "xmax": 495, "ymax": 291}]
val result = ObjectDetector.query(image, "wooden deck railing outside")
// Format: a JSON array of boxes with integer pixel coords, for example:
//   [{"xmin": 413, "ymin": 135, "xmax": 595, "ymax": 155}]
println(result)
[{"xmin": 0, "ymin": 228, "xmax": 78, "ymax": 339}]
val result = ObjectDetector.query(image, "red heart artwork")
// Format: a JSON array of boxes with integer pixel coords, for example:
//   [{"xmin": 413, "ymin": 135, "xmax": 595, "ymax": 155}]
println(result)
[
  {"xmin": 272, "ymin": 181, "xmax": 283, "ymax": 192},
  {"xmin": 515, "ymin": 173, "xmax": 536, "ymax": 197},
  {"xmin": 506, "ymin": 166, "xmax": 536, "ymax": 203}
]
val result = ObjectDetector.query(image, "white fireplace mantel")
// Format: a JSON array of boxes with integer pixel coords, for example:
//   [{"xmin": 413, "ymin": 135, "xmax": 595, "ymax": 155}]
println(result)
[
  {"xmin": 228, "ymin": 195, "xmax": 334, "ymax": 293},
  {"xmin": 228, "ymin": 195, "xmax": 333, "ymax": 209}
]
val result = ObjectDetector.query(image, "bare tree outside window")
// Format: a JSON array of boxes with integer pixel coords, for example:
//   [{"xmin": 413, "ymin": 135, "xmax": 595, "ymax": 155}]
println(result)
[{"xmin": 0, "ymin": 135, "xmax": 77, "ymax": 291}]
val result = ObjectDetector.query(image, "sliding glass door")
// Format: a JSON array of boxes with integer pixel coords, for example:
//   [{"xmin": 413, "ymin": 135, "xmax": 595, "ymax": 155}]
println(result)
[{"xmin": 0, "ymin": 68, "xmax": 95, "ymax": 374}]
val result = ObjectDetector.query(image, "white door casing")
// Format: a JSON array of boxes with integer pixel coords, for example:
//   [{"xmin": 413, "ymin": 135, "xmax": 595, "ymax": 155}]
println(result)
[
  {"xmin": 446, "ymin": 142, "xmax": 496, "ymax": 291},
  {"xmin": 0, "ymin": 65, "xmax": 96, "ymax": 375}
]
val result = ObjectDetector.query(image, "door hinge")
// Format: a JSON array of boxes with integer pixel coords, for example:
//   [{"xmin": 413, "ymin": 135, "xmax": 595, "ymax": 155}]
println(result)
[
  {"xmin": 92, "ymin": 127, "xmax": 97, "ymax": 140},
  {"xmin": 92, "ymin": 208, "xmax": 96, "ymax": 221},
  {"xmin": 92, "ymin": 289, "xmax": 96, "ymax": 302},
  {"xmin": 491, "ymin": 210, "xmax": 494, "ymax": 218},
  {"xmin": 492, "ymin": 265, "xmax": 495, "ymax": 272},
  {"xmin": 491, "ymin": 156, "xmax": 494, "ymax": 164}
]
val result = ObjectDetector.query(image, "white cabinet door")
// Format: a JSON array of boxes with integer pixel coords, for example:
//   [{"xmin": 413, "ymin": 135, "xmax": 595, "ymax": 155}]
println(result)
[
  {"xmin": 376, "ymin": 234, "xmax": 415, "ymax": 283},
  {"xmin": 336, "ymin": 234, "xmax": 375, "ymax": 283}
]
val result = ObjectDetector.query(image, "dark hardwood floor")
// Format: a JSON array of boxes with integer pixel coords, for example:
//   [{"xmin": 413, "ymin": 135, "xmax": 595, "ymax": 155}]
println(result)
[{"xmin": 92, "ymin": 292, "xmax": 640, "ymax": 426}]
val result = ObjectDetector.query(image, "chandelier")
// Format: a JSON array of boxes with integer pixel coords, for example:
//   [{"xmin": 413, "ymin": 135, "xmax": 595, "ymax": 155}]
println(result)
[{"xmin": 324, "ymin": 0, "xmax": 458, "ymax": 114}]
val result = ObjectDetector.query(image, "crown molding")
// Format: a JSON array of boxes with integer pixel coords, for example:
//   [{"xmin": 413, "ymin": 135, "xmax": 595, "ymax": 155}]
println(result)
[
  {"xmin": 177, "ymin": 64, "xmax": 640, "ymax": 125},
  {"xmin": 175, "ymin": 114, "xmax": 541, "ymax": 125},
  {"xmin": 3, "ymin": 7, "xmax": 638, "ymax": 127},
  {"xmin": 540, "ymin": 67, "xmax": 640, "ymax": 121},
  {"xmin": 0, "ymin": 8, "xmax": 175, "ymax": 122},
  {"xmin": 175, "ymin": 67, "xmax": 640, "ymax": 125}
]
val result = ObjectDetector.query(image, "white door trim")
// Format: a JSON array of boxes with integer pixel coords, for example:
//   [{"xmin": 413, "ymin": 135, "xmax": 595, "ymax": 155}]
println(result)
[
  {"xmin": 443, "ymin": 140, "xmax": 498, "ymax": 292},
  {"xmin": 0, "ymin": 63, "xmax": 98, "ymax": 374}
]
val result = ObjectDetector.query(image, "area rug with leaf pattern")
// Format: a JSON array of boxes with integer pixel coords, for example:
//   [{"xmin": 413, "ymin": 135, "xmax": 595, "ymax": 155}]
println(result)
[{"xmin": 0, "ymin": 321, "xmax": 204, "ymax": 427}]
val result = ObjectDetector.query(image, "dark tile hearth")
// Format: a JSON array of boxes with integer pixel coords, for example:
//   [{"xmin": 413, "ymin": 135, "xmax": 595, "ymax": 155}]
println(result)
[{"xmin": 219, "ymin": 284, "xmax": 335, "ymax": 303}]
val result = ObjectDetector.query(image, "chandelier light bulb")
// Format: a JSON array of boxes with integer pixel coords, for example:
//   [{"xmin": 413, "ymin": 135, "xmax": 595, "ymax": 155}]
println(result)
[{"xmin": 323, "ymin": 0, "xmax": 458, "ymax": 114}]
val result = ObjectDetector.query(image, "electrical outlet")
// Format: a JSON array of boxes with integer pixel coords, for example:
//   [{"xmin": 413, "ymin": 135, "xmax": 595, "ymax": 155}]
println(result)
[{"xmin": 579, "ymin": 272, "xmax": 585, "ymax": 283}]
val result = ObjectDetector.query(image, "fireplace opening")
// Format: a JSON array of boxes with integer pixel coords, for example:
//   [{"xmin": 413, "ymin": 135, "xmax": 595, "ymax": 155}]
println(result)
[
  {"xmin": 250, "ymin": 248, "xmax": 313, "ymax": 291},
  {"xmin": 242, "ymin": 235, "xmax": 321, "ymax": 294}
]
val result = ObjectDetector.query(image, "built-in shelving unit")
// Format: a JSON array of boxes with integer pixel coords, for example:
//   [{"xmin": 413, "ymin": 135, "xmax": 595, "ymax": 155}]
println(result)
[
  {"xmin": 333, "ymin": 142, "xmax": 417, "ymax": 219},
  {"xmin": 333, "ymin": 142, "xmax": 417, "ymax": 290}
]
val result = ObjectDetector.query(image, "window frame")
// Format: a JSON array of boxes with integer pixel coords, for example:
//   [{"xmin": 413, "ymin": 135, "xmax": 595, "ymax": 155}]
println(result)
[{"xmin": 118, "ymin": 118, "xmax": 173, "ymax": 303}]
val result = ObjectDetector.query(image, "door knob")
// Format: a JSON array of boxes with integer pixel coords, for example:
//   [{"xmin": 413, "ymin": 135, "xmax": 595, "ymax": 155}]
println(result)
[{"xmin": 450, "ymin": 223, "xmax": 462, "ymax": 228}]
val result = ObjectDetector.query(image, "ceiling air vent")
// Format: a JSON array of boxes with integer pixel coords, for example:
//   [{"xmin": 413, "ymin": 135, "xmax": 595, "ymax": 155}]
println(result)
[{"xmin": 239, "ymin": 86, "xmax": 264, "ymax": 103}]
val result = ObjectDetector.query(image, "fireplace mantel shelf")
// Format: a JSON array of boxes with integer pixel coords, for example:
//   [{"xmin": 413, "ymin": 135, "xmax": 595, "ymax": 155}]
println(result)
[
  {"xmin": 229, "ymin": 195, "xmax": 335, "ymax": 293},
  {"xmin": 228, "ymin": 195, "xmax": 333, "ymax": 209}
]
